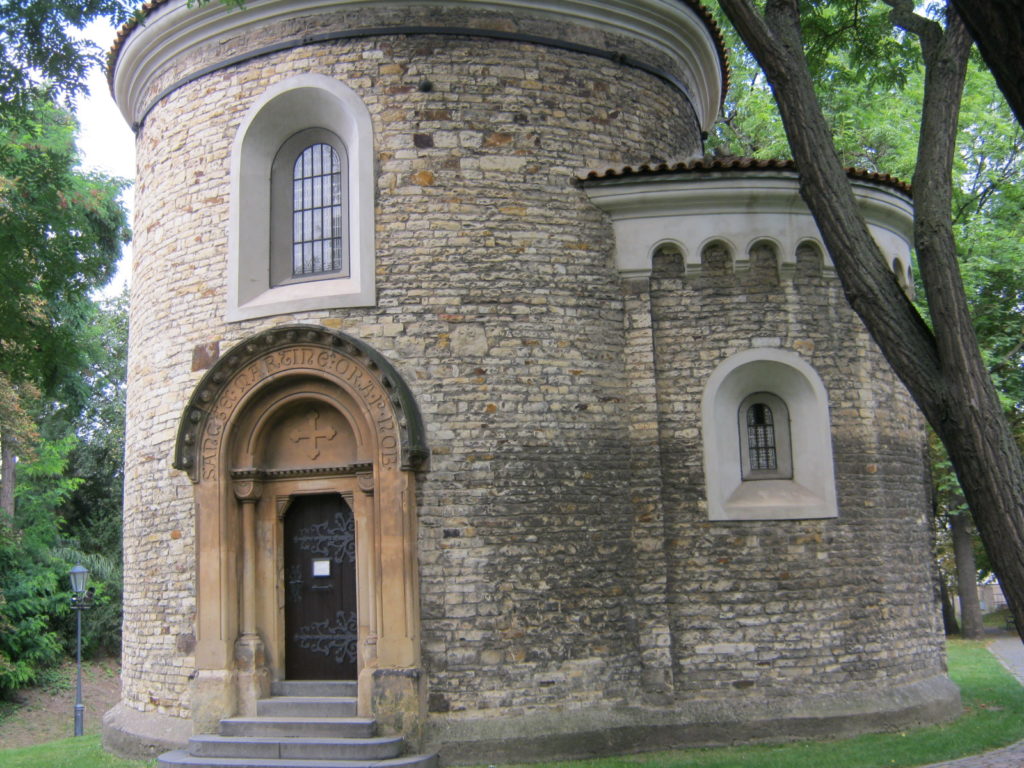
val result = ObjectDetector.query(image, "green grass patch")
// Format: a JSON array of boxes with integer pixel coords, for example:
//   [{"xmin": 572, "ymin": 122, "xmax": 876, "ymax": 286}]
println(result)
[
  {"xmin": 2, "ymin": 641, "xmax": 1022, "ymax": 768},
  {"xmin": 0, "ymin": 734, "xmax": 154, "ymax": 768},
  {"xmin": 497, "ymin": 640, "xmax": 1024, "ymax": 768}
]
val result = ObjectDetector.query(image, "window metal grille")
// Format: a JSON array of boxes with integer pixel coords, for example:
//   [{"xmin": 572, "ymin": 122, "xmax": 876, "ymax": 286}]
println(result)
[
  {"xmin": 292, "ymin": 143, "xmax": 344, "ymax": 277},
  {"xmin": 746, "ymin": 403, "xmax": 777, "ymax": 471}
]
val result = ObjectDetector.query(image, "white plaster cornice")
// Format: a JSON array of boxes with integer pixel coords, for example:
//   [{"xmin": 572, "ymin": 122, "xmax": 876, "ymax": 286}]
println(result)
[
  {"xmin": 111, "ymin": 0, "xmax": 723, "ymax": 131},
  {"xmin": 583, "ymin": 171, "xmax": 915, "ymax": 283}
]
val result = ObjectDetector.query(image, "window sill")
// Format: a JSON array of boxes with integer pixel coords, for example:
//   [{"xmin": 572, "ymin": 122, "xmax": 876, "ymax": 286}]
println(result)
[
  {"xmin": 715, "ymin": 478, "xmax": 836, "ymax": 521},
  {"xmin": 228, "ymin": 275, "xmax": 374, "ymax": 322}
]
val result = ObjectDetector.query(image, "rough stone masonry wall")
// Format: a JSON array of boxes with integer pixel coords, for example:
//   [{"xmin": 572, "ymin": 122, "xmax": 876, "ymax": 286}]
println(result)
[
  {"xmin": 651, "ymin": 243, "xmax": 946, "ymax": 711},
  {"xmin": 122, "ymin": 22, "xmax": 699, "ymax": 720}
]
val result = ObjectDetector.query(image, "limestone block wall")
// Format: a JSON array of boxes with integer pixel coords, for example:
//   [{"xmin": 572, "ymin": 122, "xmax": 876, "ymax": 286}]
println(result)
[
  {"xmin": 651, "ymin": 244, "xmax": 946, "ymax": 708},
  {"xmin": 122, "ymin": 21, "xmax": 700, "ymax": 722}
]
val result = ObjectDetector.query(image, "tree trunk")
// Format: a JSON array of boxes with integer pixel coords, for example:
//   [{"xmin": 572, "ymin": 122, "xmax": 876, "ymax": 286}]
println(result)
[
  {"xmin": 1, "ymin": 430, "xmax": 15, "ymax": 518},
  {"xmin": 950, "ymin": 512, "xmax": 984, "ymax": 638},
  {"xmin": 718, "ymin": 0, "xmax": 1024, "ymax": 643},
  {"xmin": 951, "ymin": 0, "xmax": 1024, "ymax": 127},
  {"xmin": 939, "ymin": 577, "xmax": 960, "ymax": 636}
]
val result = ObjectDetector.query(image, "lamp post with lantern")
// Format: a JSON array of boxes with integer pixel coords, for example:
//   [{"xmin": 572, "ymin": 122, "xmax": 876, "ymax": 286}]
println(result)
[{"xmin": 69, "ymin": 564, "xmax": 91, "ymax": 737}]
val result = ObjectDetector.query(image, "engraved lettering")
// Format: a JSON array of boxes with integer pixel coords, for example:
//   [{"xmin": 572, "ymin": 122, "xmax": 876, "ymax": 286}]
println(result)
[
  {"xmin": 264, "ymin": 351, "xmax": 283, "ymax": 373},
  {"xmin": 194, "ymin": 341, "xmax": 407, "ymax": 479},
  {"xmin": 379, "ymin": 434, "xmax": 399, "ymax": 467}
]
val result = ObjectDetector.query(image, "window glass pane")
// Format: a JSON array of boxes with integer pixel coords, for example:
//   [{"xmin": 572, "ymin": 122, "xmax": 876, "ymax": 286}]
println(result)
[
  {"xmin": 332, "ymin": 236, "xmax": 343, "ymax": 270},
  {"xmin": 290, "ymin": 142, "xmax": 344, "ymax": 278},
  {"xmin": 332, "ymin": 205, "xmax": 342, "ymax": 240},
  {"xmin": 747, "ymin": 404, "xmax": 778, "ymax": 471}
]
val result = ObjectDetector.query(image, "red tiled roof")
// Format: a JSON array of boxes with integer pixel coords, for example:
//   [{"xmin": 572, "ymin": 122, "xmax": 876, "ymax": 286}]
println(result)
[{"xmin": 579, "ymin": 156, "xmax": 912, "ymax": 196}]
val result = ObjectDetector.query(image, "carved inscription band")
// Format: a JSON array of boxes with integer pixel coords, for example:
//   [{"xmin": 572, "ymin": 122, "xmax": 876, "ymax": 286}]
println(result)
[{"xmin": 196, "ymin": 345, "xmax": 401, "ymax": 482}]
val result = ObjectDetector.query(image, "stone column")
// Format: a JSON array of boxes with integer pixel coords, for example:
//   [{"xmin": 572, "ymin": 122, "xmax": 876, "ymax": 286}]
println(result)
[{"xmin": 232, "ymin": 473, "xmax": 269, "ymax": 714}]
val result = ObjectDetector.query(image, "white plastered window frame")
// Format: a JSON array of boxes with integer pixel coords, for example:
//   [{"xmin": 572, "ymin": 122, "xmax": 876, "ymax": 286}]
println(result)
[
  {"xmin": 702, "ymin": 348, "xmax": 838, "ymax": 521},
  {"xmin": 227, "ymin": 74, "xmax": 375, "ymax": 322}
]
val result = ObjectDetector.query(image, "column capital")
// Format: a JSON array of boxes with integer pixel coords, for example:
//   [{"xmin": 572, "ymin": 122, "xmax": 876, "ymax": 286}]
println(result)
[{"xmin": 231, "ymin": 469, "xmax": 264, "ymax": 503}]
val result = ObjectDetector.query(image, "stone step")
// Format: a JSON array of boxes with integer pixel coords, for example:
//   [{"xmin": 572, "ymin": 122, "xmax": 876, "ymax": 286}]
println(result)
[
  {"xmin": 271, "ymin": 680, "xmax": 357, "ymax": 698},
  {"xmin": 220, "ymin": 716, "xmax": 376, "ymax": 739},
  {"xmin": 257, "ymin": 696, "xmax": 358, "ymax": 718},
  {"xmin": 189, "ymin": 734, "xmax": 404, "ymax": 760},
  {"xmin": 158, "ymin": 751, "xmax": 439, "ymax": 768}
]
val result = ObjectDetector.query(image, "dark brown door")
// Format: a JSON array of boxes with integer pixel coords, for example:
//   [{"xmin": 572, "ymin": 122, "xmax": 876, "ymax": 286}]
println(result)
[{"xmin": 284, "ymin": 494, "xmax": 357, "ymax": 680}]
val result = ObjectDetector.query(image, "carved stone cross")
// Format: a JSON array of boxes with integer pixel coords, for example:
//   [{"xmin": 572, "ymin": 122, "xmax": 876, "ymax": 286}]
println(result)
[{"xmin": 289, "ymin": 409, "xmax": 337, "ymax": 460}]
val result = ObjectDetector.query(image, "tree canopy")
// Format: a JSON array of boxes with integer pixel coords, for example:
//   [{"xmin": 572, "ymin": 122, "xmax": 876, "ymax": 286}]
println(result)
[{"xmin": 0, "ymin": 0, "xmax": 134, "ymax": 109}]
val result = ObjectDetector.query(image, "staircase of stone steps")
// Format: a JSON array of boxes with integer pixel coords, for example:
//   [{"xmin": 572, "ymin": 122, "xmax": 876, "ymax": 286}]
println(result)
[{"xmin": 157, "ymin": 680, "xmax": 438, "ymax": 768}]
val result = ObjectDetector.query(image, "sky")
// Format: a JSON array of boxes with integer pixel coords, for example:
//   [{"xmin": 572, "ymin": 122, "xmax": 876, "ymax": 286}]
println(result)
[{"xmin": 76, "ymin": 20, "xmax": 138, "ymax": 296}]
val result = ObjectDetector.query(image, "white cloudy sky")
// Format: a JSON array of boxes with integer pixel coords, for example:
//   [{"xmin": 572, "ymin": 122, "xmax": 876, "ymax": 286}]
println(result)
[{"xmin": 77, "ymin": 20, "xmax": 137, "ymax": 295}]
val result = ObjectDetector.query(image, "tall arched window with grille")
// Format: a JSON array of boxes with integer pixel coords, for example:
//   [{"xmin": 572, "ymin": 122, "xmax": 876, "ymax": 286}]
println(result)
[
  {"xmin": 271, "ymin": 128, "xmax": 350, "ymax": 286},
  {"xmin": 738, "ymin": 392, "xmax": 792, "ymax": 480},
  {"xmin": 746, "ymin": 402, "xmax": 777, "ymax": 471}
]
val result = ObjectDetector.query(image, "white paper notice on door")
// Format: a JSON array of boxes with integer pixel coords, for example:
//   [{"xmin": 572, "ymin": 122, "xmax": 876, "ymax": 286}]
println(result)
[{"xmin": 312, "ymin": 559, "xmax": 331, "ymax": 577}]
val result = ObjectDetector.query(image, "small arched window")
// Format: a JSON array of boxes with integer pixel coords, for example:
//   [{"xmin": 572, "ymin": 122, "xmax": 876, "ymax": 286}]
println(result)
[
  {"xmin": 738, "ymin": 392, "xmax": 792, "ymax": 480},
  {"xmin": 271, "ymin": 128, "xmax": 350, "ymax": 287},
  {"xmin": 746, "ymin": 402, "xmax": 777, "ymax": 471}
]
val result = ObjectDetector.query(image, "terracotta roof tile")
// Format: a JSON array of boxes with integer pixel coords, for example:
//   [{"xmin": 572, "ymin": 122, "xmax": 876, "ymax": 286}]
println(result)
[{"xmin": 578, "ymin": 156, "xmax": 912, "ymax": 196}]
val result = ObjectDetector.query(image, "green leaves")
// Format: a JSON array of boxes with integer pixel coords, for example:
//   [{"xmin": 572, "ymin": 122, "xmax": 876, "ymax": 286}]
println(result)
[
  {"xmin": 0, "ymin": 93, "xmax": 128, "ymax": 407},
  {"xmin": 0, "ymin": 0, "xmax": 135, "ymax": 110},
  {"xmin": 0, "ymin": 89, "xmax": 129, "ymax": 694}
]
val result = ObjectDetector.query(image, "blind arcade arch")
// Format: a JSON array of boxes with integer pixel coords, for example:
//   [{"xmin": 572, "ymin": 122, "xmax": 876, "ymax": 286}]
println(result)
[{"xmin": 174, "ymin": 325, "xmax": 427, "ymax": 733}]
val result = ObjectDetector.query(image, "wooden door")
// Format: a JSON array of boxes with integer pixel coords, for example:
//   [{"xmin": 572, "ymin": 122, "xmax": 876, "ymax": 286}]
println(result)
[{"xmin": 283, "ymin": 494, "xmax": 357, "ymax": 680}]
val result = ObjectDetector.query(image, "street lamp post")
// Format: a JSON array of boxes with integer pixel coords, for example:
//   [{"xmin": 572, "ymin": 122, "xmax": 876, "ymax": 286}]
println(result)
[{"xmin": 69, "ymin": 564, "xmax": 90, "ymax": 737}]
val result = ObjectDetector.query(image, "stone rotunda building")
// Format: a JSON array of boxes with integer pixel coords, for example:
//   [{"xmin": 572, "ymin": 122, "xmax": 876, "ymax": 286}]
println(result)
[{"xmin": 103, "ymin": 0, "xmax": 961, "ymax": 764}]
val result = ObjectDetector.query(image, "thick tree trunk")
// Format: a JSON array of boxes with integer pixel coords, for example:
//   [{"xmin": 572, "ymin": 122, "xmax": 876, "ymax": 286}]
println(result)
[
  {"xmin": 951, "ymin": 0, "xmax": 1024, "ymax": 127},
  {"xmin": 719, "ymin": 0, "xmax": 1024, "ymax": 643},
  {"xmin": 950, "ymin": 512, "xmax": 984, "ymax": 638},
  {"xmin": 939, "ymin": 578, "xmax": 961, "ymax": 635},
  {"xmin": 1, "ymin": 430, "xmax": 15, "ymax": 517}
]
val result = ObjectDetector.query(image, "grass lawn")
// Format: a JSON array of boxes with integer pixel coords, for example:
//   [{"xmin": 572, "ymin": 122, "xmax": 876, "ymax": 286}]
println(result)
[
  {"xmin": 0, "ymin": 734, "xmax": 154, "ymax": 768},
  {"xmin": 1, "ymin": 639, "xmax": 1022, "ymax": 768}
]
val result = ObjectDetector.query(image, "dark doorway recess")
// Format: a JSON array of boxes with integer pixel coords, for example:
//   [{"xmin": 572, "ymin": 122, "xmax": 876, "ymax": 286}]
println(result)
[{"xmin": 283, "ymin": 493, "xmax": 357, "ymax": 680}]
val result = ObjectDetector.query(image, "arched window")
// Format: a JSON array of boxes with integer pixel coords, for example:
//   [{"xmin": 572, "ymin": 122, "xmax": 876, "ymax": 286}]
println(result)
[
  {"xmin": 228, "ymin": 75, "xmax": 375, "ymax": 322},
  {"xmin": 702, "ymin": 349, "xmax": 837, "ymax": 520},
  {"xmin": 738, "ymin": 392, "xmax": 792, "ymax": 480},
  {"xmin": 271, "ymin": 129, "xmax": 349, "ymax": 286}
]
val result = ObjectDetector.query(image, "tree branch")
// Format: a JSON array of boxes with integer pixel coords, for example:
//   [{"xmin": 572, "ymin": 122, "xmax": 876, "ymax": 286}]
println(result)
[{"xmin": 881, "ymin": 0, "xmax": 944, "ymax": 55}]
